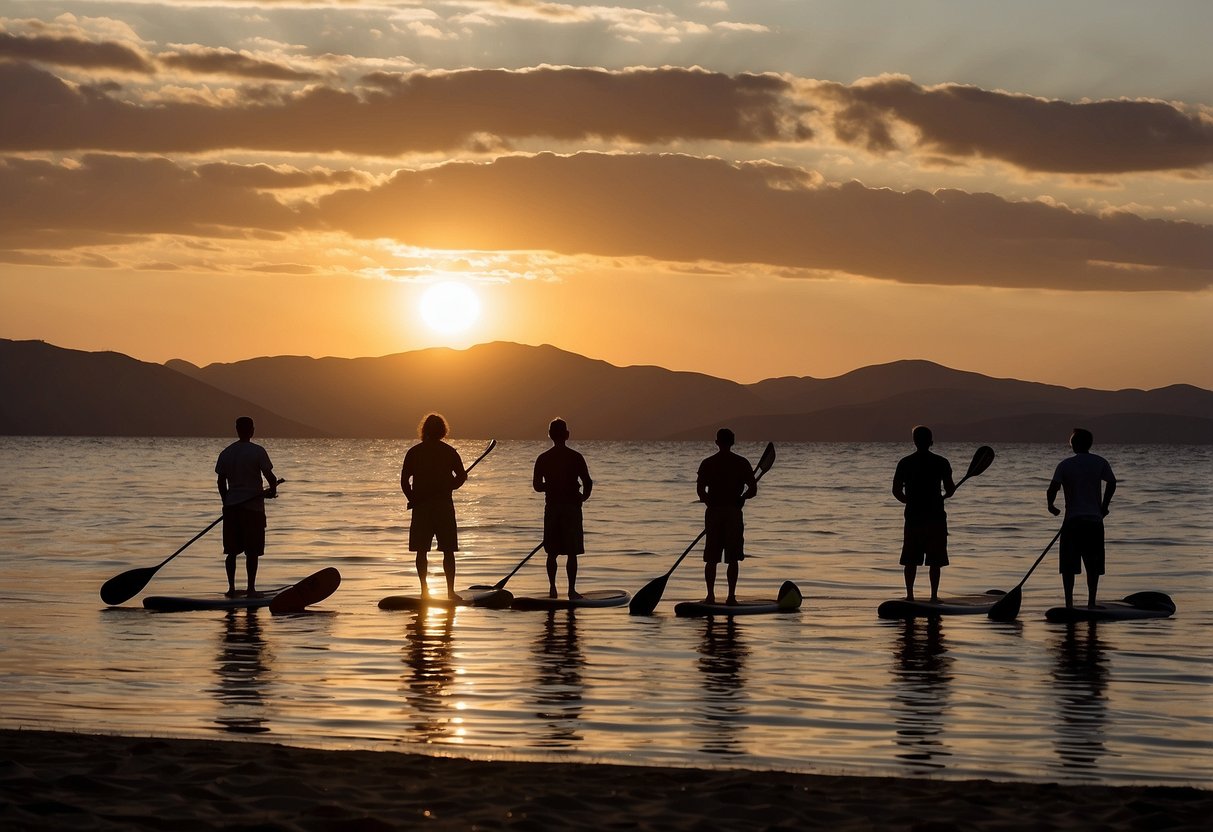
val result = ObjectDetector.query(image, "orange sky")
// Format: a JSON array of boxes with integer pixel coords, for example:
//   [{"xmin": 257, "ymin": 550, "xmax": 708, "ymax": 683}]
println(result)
[{"xmin": 1, "ymin": 2, "xmax": 1211, "ymax": 389}]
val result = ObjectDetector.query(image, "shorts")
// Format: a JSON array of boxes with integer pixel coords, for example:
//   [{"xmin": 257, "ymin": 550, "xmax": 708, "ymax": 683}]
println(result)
[
  {"xmin": 223, "ymin": 506, "xmax": 266, "ymax": 557},
  {"xmin": 1059, "ymin": 517, "xmax": 1105, "ymax": 576},
  {"xmin": 899, "ymin": 520, "xmax": 948, "ymax": 567},
  {"xmin": 409, "ymin": 499, "xmax": 458, "ymax": 552},
  {"xmin": 543, "ymin": 502, "xmax": 585, "ymax": 556},
  {"xmin": 704, "ymin": 505, "xmax": 745, "ymax": 563}
]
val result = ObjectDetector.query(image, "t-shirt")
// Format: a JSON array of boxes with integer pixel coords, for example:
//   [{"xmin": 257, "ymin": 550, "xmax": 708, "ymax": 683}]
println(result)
[
  {"xmin": 1052, "ymin": 453, "xmax": 1116, "ymax": 520},
  {"xmin": 401, "ymin": 440, "xmax": 463, "ymax": 504},
  {"xmin": 215, "ymin": 440, "xmax": 274, "ymax": 511},
  {"xmin": 534, "ymin": 445, "xmax": 591, "ymax": 505},
  {"xmin": 697, "ymin": 451, "xmax": 754, "ymax": 508},
  {"xmin": 893, "ymin": 450, "xmax": 952, "ymax": 522}
]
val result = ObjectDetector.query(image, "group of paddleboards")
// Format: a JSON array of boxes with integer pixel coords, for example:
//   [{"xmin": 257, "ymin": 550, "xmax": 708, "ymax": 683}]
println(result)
[{"xmin": 100, "ymin": 422, "xmax": 1173, "ymax": 625}]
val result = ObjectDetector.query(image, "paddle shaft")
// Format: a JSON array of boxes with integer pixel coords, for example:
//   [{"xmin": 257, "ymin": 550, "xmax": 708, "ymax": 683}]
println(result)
[
  {"xmin": 494, "ymin": 540, "xmax": 545, "ymax": 590},
  {"xmin": 1013, "ymin": 525, "xmax": 1064, "ymax": 591},
  {"xmin": 157, "ymin": 478, "xmax": 285, "ymax": 570}
]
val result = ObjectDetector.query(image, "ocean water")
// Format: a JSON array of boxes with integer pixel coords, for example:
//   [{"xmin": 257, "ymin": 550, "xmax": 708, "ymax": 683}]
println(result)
[{"xmin": 0, "ymin": 437, "xmax": 1209, "ymax": 786}]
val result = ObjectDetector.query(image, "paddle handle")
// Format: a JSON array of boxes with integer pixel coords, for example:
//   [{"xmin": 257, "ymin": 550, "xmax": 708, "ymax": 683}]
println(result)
[{"xmin": 1015, "ymin": 525, "xmax": 1064, "ymax": 590}]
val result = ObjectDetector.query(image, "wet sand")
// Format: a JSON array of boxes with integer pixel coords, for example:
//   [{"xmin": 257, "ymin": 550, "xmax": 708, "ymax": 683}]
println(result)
[{"xmin": 1, "ymin": 729, "xmax": 1209, "ymax": 830}]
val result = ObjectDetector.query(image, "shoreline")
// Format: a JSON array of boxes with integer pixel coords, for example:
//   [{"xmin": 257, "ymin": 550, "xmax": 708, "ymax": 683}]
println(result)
[{"xmin": 2, "ymin": 729, "xmax": 1209, "ymax": 830}]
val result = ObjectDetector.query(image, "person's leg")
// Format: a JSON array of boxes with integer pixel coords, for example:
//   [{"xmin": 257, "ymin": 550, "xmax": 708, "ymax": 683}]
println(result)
[
  {"xmin": 725, "ymin": 560, "xmax": 739, "ymax": 604},
  {"xmin": 246, "ymin": 554, "xmax": 259, "ymax": 595},
  {"xmin": 904, "ymin": 564, "xmax": 917, "ymax": 600},
  {"xmin": 225, "ymin": 554, "xmax": 239, "ymax": 595},
  {"xmin": 704, "ymin": 561, "xmax": 717, "ymax": 602},
  {"xmin": 547, "ymin": 553, "xmax": 559, "ymax": 597},
  {"xmin": 1062, "ymin": 572, "xmax": 1075, "ymax": 608},
  {"xmin": 928, "ymin": 565, "xmax": 941, "ymax": 603},
  {"xmin": 567, "ymin": 554, "xmax": 580, "ymax": 599},
  {"xmin": 1086, "ymin": 572, "xmax": 1099, "ymax": 607},
  {"xmin": 442, "ymin": 550, "xmax": 456, "ymax": 597},
  {"xmin": 416, "ymin": 549, "xmax": 430, "ymax": 595}
]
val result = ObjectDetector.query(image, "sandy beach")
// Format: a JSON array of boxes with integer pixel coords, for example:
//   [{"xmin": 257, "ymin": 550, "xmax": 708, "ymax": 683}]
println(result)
[{"xmin": 1, "ymin": 729, "xmax": 1208, "ymax": 831}]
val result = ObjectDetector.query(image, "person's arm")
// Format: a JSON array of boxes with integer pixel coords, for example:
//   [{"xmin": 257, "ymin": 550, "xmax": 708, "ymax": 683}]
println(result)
[
  {"xmin": 1101, "ymin": 476, "xmax": 1116, "ymax": 517},
  {"xmin": 400, "ymin": 457, "xmax": 415, "ymax": 504},
  {"xmin": 1046, "ymin": 480, "xmax": 1061, "ymax": 516},
  {"xmin": 942, "ymin": 466, "xmax": 956, "ymax": 500},
  {"xmin": 892, "ymin": 464, "xmax": 907, "ymax": 504},
  {"xmin": 533, "ymin": 458, "xmax": 546, "ymax": 494},
  {"xmin": 696, "ymin": 465, "xmax": 709, "ymax": 504},
  {"xmin": 742, "ymin": 466, "xmax": 758, "ymax": 501},
  {"xmin": 450, "ymin": 452, "xmax": 468, "ymax": 492},
  {"xmin": 261, "ymin": 452, "xmax": 277, "ymax": 499},
  {"xmin": 579, "ymin": 458, "xmax": 593, "ymax": 503},
  {"xmin": 217, "ymin": 474, "xmax": 228, "ymax": 504}
]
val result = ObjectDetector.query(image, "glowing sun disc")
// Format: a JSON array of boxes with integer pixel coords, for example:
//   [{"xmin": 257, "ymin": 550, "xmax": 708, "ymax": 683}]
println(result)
[{"xmin": 419, "ymin": 282, "xmax": 481, "ymax": 334}]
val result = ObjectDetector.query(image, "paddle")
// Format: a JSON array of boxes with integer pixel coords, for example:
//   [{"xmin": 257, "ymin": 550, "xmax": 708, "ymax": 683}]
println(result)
[
  {"xmin": 99, "ymin": 478, "xmax": 284, "ymax": 606},
  {"xmin": 406, "ymin": 439, "xmax": 496, "ymax": 508},
  {"xmin": 986, "ymin": 525, "xmax": 1064, "ymax": 621},
  {"xmin": 955, "ymin": 445, "xmax": 995, "ymax": 491},
  {"xmin": 629, "ymin": 442, "xmax": 776, "ymax": 616}
]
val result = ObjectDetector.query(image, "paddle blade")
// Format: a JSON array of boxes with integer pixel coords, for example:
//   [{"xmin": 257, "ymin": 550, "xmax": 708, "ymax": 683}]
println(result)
[
  {"xmin": 986, "ymin": 586, "xmax": 1022, "ymax": 621},
  {"xmin": 966, "ymin": 445, "xmax": 995, "ymax": 479},
  {"xmin": 628, "ymin": 574, "xmax": 669, "ymax": 616},
  {"xmin": 756, "ymin": 442, "xmax": 776, "ymax": 477},
  {"xmin": 99, "ymin": 566, "xmax": 157, "ymax": 606}
]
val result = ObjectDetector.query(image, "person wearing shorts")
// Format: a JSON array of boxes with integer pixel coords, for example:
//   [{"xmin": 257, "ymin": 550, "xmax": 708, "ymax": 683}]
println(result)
[
  {"xmin": 696, "ymin": 428, "xmax": 757, "ymax": 605},
  {"xmin": 215, "ymin": 416, "xmax": 277, "ymax": 597},
  {"xmin": 533, "ymin": 418, "xmax": 593, "ymax": 599},
  {"xmin": 401, "ymin": 413, "xmax": 467, "ymax": 597},
  {"xmin": 1048, "ymin": 428, "xmax": 1117, "ymax": 608},
  {"xmin": 892, "ymin": 426, "xmax": 955, "ymax": 603}
]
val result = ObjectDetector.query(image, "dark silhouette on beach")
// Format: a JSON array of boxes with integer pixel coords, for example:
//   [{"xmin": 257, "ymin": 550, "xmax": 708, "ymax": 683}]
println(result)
[
  {"xmin": 211, "ymin": 609, "xmax": 270, "ymax": 735},
  {"xmin": 1047, "ymin": 428, "xmax": 1117, "ymax": 608},
  {"xmin": 892, "ymin": 426, "xmax": 956, "ymax": 602},
  {"xmin": 530, "ymin": 610, "xmax": 586, "ymax": 748},
  {"xmin": 400, "ymin": 413, "xmax": 467, "ymax": 598},
  {"xmin": 533, "ymin": 418, "xmax": 593, "ymax": 599},
  {"xmin": 890, "ymin": 617, "xmax": 954, "ymax": 770},
  {"xmin": 215, "ymin": 416, "xmax": 278, "ymax": 597},
  {"xmin": 696, "ymin": 428, "xmax": 757, "ymax": 605}
]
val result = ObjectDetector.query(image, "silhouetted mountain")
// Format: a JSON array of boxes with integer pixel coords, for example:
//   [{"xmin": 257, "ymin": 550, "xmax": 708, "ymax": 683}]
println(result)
[
  {"xmin": 4, "ymin": 339, "xmax": 1210, "ymax": 441},
  {"xmin": 0, "ymin": 339, "xmax": 323, "ymax": 436}
]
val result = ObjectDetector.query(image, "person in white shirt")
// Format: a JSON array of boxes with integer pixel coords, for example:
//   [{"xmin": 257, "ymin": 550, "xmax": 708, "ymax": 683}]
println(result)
[
  {"xmin": 1047, "ymin": 428, "xmax": 1117, "ymax": 609},
  {"xmin": 215, "ymin": 416, "xmax": 277, "ymax": 596}
]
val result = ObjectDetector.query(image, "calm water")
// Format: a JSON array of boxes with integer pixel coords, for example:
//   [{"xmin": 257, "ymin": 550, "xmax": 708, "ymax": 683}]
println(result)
[{"xmin": 0, "ymin": 438, "xmax": 1209, "ymax": 786}]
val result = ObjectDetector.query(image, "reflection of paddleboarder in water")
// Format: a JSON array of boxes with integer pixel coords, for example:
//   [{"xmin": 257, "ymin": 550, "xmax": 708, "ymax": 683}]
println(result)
[
  {"xmin": 892, "ymin": 426, "xmax": 956, "ymax": 603},
  {"xmin": 533, "ymin": 418, "xmax": 593, "ymax": 599},
  {"xmin": 215, "ymin": 416, "xmax": 278, "ymax": 598},
  {"xmin": 401, "ymin": 413, "xmax": 467, "ymax": 598},
  {"xmin": 212, "ymin": 609, "xmax": 270, "ymax": 734},
  {"xmin": 1047, "ymin": 428, "xmax": 1117, "ymax": 609},
  {"xmin": 696, "ymin": 428, "xmax": 757, "ymax": 605}
]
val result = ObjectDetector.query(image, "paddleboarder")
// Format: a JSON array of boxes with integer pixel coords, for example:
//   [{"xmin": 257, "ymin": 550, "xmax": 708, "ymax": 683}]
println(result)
[
  {"xmin": 696, "ymin": 428, "xmax": 758, "ymax": 605},
  {"xmin": 533, "ymin": 418, "xmax": 593, "ymax": 599},
  {"xmin": 215, "ymin": 416, "xmax": 278, "ymax": 597},
  {"xmin": 1047, "ymin": 428, "xmax": 1117, "ymax": 609},
  {"xmin": 892, "ymin": 426, "xmax": 956, "ymax": 603},
  {"xmin": 401, "ymin": 413, "xmax": 467, "ymax": 598}
]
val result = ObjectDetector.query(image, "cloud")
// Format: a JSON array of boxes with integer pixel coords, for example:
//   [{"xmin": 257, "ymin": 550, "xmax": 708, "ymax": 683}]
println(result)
[
  {"xmin": 814, "ymin": 75, "xmax": 1213, "ymax": 174},
  {"xmin": 311, "ymin": 152, "xmax": 1212, "ymax": 291},
  {"xmin": 0, "ymin": 31, "xmax": 154, "ymax": 72},
  {"xmin": 158, "ymin": 46, "xmax": 325, "ymax": 81}
]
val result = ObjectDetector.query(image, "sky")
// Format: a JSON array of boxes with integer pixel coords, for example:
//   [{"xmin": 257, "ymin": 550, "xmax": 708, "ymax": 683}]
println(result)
[{"xmin": 0, "ymin": 0, "xmax": 1210, "ymax": 390}]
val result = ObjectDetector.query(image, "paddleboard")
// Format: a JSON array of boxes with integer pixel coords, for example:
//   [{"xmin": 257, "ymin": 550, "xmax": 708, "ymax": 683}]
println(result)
[
  {"xmin": 269, "ymin": 567, "xmax": 342, "ymax": 614},
  {"xmin": 378, "ymin": 587, "xmax": 513, "ymax": 611},
  {"xmin": 674, "ymin": 581, "xmax": 803, "ymax": 617},
  {"xmin": 877, "ymin": 590, "xmax": 1006, "ymax": 620},
  {"xmin": 1045, "ymin": 592, "xmax": 1175, "ymax": 623},
  {"xmin": 143, "ymin": 585, "xmax": 292, "ymax": 612},
  {"xmin": 509, "ymin": 589, "xmax": 630, "ymax": 611}
]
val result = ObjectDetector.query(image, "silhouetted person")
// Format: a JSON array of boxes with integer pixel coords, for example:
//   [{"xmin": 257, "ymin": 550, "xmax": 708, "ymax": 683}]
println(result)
[
  {"xmin": 401, "ymin": 413, "xmax": 467, "ymax": 598},
  {"xmin": 215, "ymin": 416, "xmax": 277, "ymax": 597},
  {"xmin": 533, "ymin": 418, "xmax": 593, "ymax": 599},
  {"xmin": 1047, "ymin": 428, "xmax": 1117, "ymax": 608},
  {"xmin": 892, "ymin": 426, "xmax": 956, "ymax": 602},
  {"xmin": 696, "ymin": 428, "xmax": 757, "ymax": 605}
]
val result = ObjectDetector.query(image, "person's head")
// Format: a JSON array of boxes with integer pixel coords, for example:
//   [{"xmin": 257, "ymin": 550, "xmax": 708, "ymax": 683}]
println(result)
[
  {"xmin": 235, "ymin": 416, "xmax": 255, "ymax": 440},
  {"xmin": 419, "ymin": 413, "xmax": 449, "ymax": 441},
  {"xmin": 715, "ymin": 427, "xmax": 735, "ymax": 449},
  {"xmin": 1070, "ymin": 427, "xmax": 1094, "ymax": 453},
  {"xmin": 548, "ymin": 418, "xmax": 570, "ymax": 442},
  {"xmin": 912, "ymin": 425, "xmax": 933, "ymax": 450}
]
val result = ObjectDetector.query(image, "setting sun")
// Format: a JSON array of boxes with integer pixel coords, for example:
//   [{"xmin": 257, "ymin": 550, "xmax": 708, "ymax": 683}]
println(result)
[{"xmin": 419, "ymin": 282, "xmax": 481, "ymax": 335}]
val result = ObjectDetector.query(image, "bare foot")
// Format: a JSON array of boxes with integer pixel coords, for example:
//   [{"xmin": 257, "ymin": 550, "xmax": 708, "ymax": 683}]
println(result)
[
  {"xmin": 548, "ymin": 588, "xmax": 559, "ymax": 599},
  {"xmin": 702, "ymin": 595, "xmax": 716, "ymax": 604},
  {"xmin": 224, "ymin": 588, "xmax": 242, "ymax": 598},
  {"xmin": 569, "ymin": 591, "xmax": 584, "ymax": 600},
  {"xmin": 929, "ymin": 596, "xmax": 940, "ymax": 604},
  {"xmin": 246, "ymin": 589, "xmax": 263, "ymax": 599},
  {"xmin": 725, "ymin": 596, "xmax": 739, "ymax": 606}
]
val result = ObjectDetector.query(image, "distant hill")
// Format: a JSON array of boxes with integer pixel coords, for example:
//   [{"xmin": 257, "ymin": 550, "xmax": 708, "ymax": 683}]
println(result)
[
  {"xmin": 0, "ymin": 339, "xmax": 323, "ymax": 437},
  {"xmin": 3, "ymin": 338, "xmax": 1211, "ymax": 441}
]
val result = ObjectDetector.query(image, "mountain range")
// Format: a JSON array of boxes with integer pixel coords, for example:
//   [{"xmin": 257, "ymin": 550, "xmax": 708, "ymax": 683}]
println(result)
[{"xmin": 2, "ymin": 338, "xmax": 1211, "ymax": 442}]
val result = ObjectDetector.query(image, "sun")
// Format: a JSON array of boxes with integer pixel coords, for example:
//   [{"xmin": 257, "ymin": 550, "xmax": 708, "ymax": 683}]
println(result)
[{"xmin": 419, "ymin": 281, "xmax": 481, "ymax": 335}]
